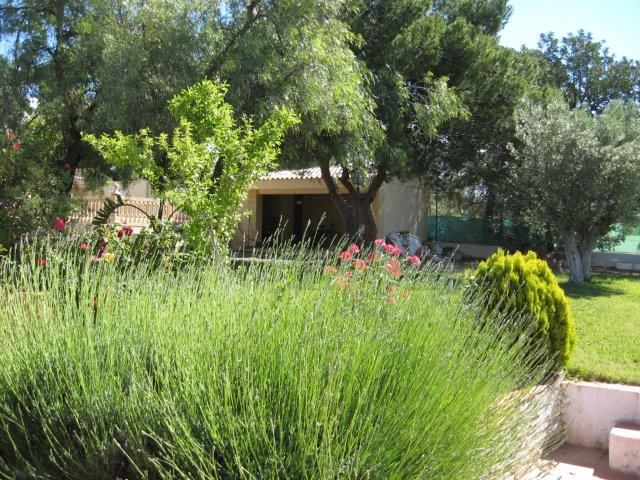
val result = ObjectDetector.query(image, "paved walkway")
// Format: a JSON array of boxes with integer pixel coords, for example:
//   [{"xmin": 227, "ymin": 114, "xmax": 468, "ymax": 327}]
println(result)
[{"xmin": 527, "ymin": 445, "xmax": 637, "ymax": 480}]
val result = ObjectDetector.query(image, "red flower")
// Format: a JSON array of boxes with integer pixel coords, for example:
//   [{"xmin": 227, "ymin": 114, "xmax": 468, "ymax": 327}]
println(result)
[
  {"xmin": 79, "ymin": 242, "xmax": 89, "ymax": 251},
  {"xmin": 97, "ymin": 240, "xmax": 108, "ymax": 258},
  {"xmin": 348, "ymin": 243, "xmax": 360, "ymax": 255},
  {"xmin": 407, "ymin": 255, "xmax": 422, "ymax": 267},
  {"xmin": 384, "ymin": 243, "xmax": 402, "ymax": 256},
  {"xmin": 352, "ymin": 259, "xmax": 367, "ymax": 271},
  {"xmin": 37, "ymin": 258, "xmax": 47, "ymax": 267},
  {"xmin": 374, "ymin": 238, "xmax": 386, "ymax": 248},
  {"xmin": 386, "ymin": 258, "xmax": 402, "ymax": 279},
  {"xmin": 11, "ymin": 141, "xmax": 23, "ymax": 152},
  {"xmin": 53, "ymin": 217, "xmax": 66, "ymax": 230},
  {"xmin": 339, "ymin": 250, "xmax": 353, "ymax": 261},
  {"xmin": 117, "ymin": 226, "xmax": 133, "ymax": 238}
]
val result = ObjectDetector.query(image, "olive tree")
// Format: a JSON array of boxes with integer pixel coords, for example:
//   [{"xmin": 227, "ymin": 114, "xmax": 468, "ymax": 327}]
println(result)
[{"xmin": 511, "ymin": 97, "xmax": 640, "ymax": 282}]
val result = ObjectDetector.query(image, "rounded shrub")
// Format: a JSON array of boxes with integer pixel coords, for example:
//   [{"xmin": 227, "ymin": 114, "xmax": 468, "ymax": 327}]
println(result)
[{"xmin": 471, "ymin": 249, "xmax": 576, "ymax": 369}]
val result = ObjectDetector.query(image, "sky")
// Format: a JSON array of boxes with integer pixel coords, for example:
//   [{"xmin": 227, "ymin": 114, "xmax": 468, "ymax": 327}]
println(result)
[{"xmin": 500, "ymin": 0, "xmax": 640, "ymax": 60}]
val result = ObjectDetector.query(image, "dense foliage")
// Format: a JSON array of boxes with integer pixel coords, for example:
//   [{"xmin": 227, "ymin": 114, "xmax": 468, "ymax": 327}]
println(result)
[
  {"xmin": 85, "ymin": 80, "xmax": 298, "ymax": 250},
  {"xmin": 0, "ymin": 123, "xmax": 73, "ymax": 249},
  {"xmin": 0, "ymin": 241, "xmax": 559, "ymax": 479},
  {"xmin": 510, "ymin": 98, "xmax": 640, "ymax": 282},
  {"xmin": 472, "ymin": 249, "xmax": 576, "ymax": 369},
  {"xmin": 538, "ymin": 30, "xmax": 640, "ymax": 113}
]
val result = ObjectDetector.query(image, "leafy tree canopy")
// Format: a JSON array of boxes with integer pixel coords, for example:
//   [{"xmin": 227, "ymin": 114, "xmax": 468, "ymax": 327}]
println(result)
[
  {"xmin": 538, "ymin": 30, "xmax": 640, "ymax": 113},
  {"xmin": 85, "ymin": 80, "xmax": 299, "ymax": 250},
  {"xmin": 510, "ymin": 97, "xmax": 640, "ymax": 282}
]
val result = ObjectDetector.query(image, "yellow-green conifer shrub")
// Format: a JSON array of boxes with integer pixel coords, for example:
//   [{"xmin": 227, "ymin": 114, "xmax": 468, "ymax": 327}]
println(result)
[{"xmin": 473, "ymin": 249, "xmax": 576, "ymax": 369}]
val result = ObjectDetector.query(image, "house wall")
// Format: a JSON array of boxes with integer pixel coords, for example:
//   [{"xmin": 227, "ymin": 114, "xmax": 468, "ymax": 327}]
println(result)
[
  {"xmin": 376, "ymin": 179, "xmax": 429, "ymax": 239},
  {"xmin": 71, "ymin": 176, "xmax": 151, "ymax": 199}
]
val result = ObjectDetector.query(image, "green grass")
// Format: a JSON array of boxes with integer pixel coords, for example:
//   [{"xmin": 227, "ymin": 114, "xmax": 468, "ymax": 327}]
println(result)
[
  {"xmin": 0, "ymin": 239, "xmax": 560, "ymax": 479},
  {"xmin": 560, "ymin": 274, "xmax": 640, "ymax": 386}
]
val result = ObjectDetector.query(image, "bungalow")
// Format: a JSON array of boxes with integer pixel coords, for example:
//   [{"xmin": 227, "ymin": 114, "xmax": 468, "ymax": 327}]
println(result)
[{"xmin": 72, "ymin": 167, "xmax": 429, "ymax": 249}]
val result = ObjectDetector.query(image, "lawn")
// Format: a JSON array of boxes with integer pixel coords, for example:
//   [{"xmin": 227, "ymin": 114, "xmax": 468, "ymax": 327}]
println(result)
[{"xmin": 560, "ymin": 274, "xmax": 640, "ymax": 386}]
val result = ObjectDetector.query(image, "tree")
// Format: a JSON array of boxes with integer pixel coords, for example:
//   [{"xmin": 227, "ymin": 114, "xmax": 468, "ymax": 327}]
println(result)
[
  {"xmin": 299, "ymin": 0, "xmax": 536, "ymax": 241},
  {"xmin": 85, "ymin": 80, "xmax": 298, "ymax": 250},
  {"xmin": 510, "ymin": 97, "xmax": 640, "ymax": 282},
  {"xmin": 538, "ymin": 30, "xmax": 640, "ymax": 113}
]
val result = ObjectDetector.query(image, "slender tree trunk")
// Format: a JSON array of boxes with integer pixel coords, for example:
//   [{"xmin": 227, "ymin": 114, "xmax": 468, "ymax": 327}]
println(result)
[
  {"xmin": 319, "ymin": 159, "xmax": 357, "ymax": 238},
  {"xmin": 361, "ymin": 200, "xmax": 377, "ymax": 243}
]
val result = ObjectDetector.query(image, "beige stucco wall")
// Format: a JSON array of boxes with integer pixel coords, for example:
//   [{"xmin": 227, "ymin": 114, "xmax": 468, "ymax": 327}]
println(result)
[
  {"xmin": 231, "ymin": 177, "xmax": 430, "ymax": 249},
  {"xmin": 376, "ymin": 179, "xmax": 429, "ymax": 239},
  {"xmin": 72, "ymin": 176, "xmax": 152, "ymax": 199}
]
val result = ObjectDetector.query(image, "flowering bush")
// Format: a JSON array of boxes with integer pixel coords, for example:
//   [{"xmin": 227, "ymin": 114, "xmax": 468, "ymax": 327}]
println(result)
[
  {"xmin": 1, "ymin": 126, "xmax": 73, "ymax": 248},
  {"xmin": 324, "ymin": 240, "xmax": 423, "ymax": 303},
  {"xmin": 16, "ymin": 216, "xmax": 200, "ymax": 274}
]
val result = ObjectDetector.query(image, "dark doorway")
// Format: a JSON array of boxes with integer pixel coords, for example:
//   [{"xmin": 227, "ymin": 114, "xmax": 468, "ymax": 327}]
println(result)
[{"xmin": 293, "ymin": 195, "xmax": 304, "ymax": 241}]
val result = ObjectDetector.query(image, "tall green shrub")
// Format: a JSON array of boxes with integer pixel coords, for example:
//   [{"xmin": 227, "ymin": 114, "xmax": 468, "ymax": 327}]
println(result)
[
  {"xmin": 472, "ymin": 249, "xmax": 576, "ymax": 368},
  {"xmin": 0, "ymin": 241, "xmax": 561, "ymax": 479},
  {"xmin": 84, "ymin": 80, "xmax": 299, "ymax": 250}
]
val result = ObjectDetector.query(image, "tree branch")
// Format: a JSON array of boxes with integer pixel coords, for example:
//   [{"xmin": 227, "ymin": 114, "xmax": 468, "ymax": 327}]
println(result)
[{"xmin": 205, "ymin": 0, "xmax": 265, "ymax": 78}]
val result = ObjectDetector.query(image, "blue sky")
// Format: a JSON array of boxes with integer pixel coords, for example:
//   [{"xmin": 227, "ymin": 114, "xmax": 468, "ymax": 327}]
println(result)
[{"xmin": 500, "ymin": 0, "xmax": 640, "ymax": 60}]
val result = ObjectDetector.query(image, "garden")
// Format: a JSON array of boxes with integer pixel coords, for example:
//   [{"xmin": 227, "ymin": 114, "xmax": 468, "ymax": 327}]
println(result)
[
  {"xmin": 0, "ymin": 225, "xmax": 570, "ymax": 479},
  {"xmin": 2, "ymin": 1, "xmax": 640, "ymax": 478}
]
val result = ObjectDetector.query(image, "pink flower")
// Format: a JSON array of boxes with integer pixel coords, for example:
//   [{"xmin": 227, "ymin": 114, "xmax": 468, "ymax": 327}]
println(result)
[
  {"xmin": 11, "ymin": 141, "xmax": 22, "ymax": 152},
  {"xmin": 53, "ymin": 217, "xmax": 66, "ymax": 230},
  {"xmin": 386, "ymin": 258, "xmax": 402, "ymax": 279},
  {"xmin": 79, "ymin": 242, "xmax": 89, "ymax": 251},
  {"xmin": 348, "ymin": 243, "xmax": 360, "ymax": 255},
  {"xmin": 366, "ymin": 251, "xmax": 377, "ymax": 263},
  {"xmin": 323, "ymin": 265, "xmax": 337, "ymax": 276},
  {"xmin": 352, "ymin": 259, "xmax": 367, "ymax": 271},
  {"xmin": 407, "ymin": 255, "xmax": 422, "ymax": 267},
  {"xmin": 339, "ymin": 250, "xmax": 353, "ymax": 261},
  {"xmin": 5, "ymin": 129, "xmax": 15, "ymax": 140},
  {"xmin": 37, "ymin": 257, "xmax": 47, "ymax": 267},
  {"xmin": 384, "ymin": 244, "xmax": 402, "ymax": 256},
  {"xmin": 374, "ymin": 238, "xmax": 386, "ymax": 248}
]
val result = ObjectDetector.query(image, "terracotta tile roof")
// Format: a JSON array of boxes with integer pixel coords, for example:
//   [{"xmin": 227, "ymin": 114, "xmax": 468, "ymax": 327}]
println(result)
[{"xmin": 260, "ymin": 166, "xmax": 342, "ymax": 181}]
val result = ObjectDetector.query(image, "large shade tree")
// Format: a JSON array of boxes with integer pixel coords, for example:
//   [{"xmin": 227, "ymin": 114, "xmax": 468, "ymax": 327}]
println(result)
[
  {"xmin": 511, "ymin": 97, "xmax": 640, "ymax": 283},
  {"xmin": 538, "ymin": 30, "xmax": 640, "ymax": 113}
]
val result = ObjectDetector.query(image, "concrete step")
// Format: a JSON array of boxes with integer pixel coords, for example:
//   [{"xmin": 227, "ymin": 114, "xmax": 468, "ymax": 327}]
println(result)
[{"xmin": 609, "ymin": 423, "xmax": 640, "ymax": 477}]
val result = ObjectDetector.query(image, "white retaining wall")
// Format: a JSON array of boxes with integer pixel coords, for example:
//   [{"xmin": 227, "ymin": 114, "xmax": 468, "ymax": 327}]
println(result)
[{"xmin": 563, "ymin": 381, "xmax": 640, "ymax": 450}]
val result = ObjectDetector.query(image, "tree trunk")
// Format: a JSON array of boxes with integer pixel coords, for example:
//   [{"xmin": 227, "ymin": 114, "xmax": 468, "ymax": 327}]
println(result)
[
  {"xmin": 563, "ymin": 232, "xmax": 595, "ymax": 282},
  {"xmin": 319, "ymin": 159, "xmax": 358, "ymax": 238},
  {"xmin": 318, "ymin": 159, "xmax": 385, "ymax": 244},
  {"xmin": 360, "ymin": 200, "xmax": 377, "ymax": 243},
  {"xmin": 564, "ymin": 234, "xmax": 585, "ymax": 282}
]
